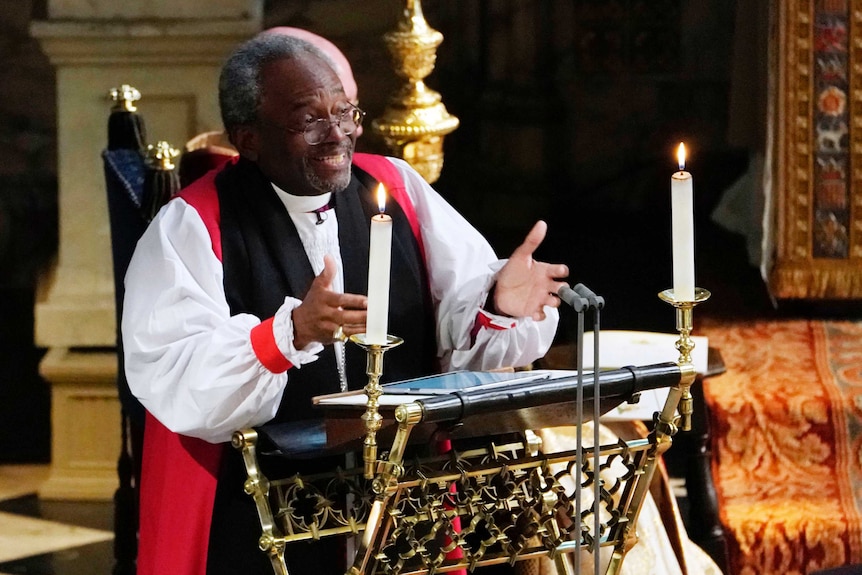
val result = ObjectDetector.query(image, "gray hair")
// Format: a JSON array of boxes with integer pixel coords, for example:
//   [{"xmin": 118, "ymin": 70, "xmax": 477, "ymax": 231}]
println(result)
[{"xmin": 218, "ymin": 33, "xmax": 332, "ymax": 133}]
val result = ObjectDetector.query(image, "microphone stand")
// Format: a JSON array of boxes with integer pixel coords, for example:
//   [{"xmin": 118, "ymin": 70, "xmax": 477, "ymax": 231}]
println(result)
[
  {"xmin": 557, "ymin": 283, "xmax": 605, "ymax": 575},
  {"xmin": 573, "ymin": 284, "xmax": 604, "ymax": 575},
  {"xmin": 559, "ymin": 285, "xmax": 588, "ymax": 575},
  {"xmin": 559, "ymin": 283, "xmax": 606, "ymax": 575}
]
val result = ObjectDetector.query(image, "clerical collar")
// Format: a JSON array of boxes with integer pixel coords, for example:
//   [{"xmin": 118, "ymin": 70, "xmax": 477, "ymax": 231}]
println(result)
[{"xmin": 270, "ymin": 183, "xmax": 333, "ymax": 215}]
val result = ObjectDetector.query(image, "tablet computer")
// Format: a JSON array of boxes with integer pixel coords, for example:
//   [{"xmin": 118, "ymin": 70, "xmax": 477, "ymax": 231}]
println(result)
[{"xmin": 381, "ymin": 370, "xmax": 553, "ymax": 395}]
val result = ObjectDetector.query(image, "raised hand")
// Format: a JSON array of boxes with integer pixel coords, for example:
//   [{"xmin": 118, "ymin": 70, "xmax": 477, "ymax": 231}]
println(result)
[
  {"xmin": 492, "ymin": 221, "xmax": 569, "ymax": 321},
  {"xmin": 292, "ymin": 254, "xmax": 367, "ymax": 348}
]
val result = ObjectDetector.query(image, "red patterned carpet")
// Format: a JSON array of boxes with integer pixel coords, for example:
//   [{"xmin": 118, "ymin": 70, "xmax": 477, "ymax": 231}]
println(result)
[{"xmin": 701, "ymin": 318, "xmax": 862, "ymax": 575}]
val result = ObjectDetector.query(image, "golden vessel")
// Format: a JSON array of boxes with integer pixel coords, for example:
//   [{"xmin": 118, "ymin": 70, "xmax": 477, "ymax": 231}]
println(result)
[{"xmin": 373, "ymin": 0, "xmax": 459, "ymax": 183}]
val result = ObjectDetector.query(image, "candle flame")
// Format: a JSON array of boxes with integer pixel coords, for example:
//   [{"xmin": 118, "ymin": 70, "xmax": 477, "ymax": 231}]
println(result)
[
  {"xmin": 677, "ymin": 142, "xmax": 686, "ymax": 171},
  {"xmin": 376, "ymin": 183, "xmax": 387, "ymax": 213}
]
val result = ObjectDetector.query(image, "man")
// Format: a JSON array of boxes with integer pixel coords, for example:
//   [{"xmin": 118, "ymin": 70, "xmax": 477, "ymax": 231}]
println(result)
[
  {"xmin": 177, "ymin": 26, "xmax": 361, "ymax": 189},
  {"xmin": 122, "ymin": 33, "xmax": 568, "ymax": 575}
]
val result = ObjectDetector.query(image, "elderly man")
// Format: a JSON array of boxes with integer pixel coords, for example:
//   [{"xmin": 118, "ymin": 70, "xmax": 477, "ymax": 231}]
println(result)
[{"xmin": 122, "ymin": 32, "xmax": 567, "ymax": 575}]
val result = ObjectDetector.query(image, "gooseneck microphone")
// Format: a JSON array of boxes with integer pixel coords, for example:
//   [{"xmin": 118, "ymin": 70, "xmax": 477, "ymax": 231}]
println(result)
[
  {"xmin": 557, "ymin": 284, "xmax": 588, "ymax": 312},
  {"xmin": 573, "ymin": 282, "xmax": 605, "ymax": 310}
]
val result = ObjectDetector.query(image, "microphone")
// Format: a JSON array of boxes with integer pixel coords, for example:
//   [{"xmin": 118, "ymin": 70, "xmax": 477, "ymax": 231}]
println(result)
[
  {"xmin": 557, "ymin": 284, "xmax": 589, "ymax": 312},
  {"xmin": 573, "ymin": 283, "xmax": 605, "ymax": 309}
]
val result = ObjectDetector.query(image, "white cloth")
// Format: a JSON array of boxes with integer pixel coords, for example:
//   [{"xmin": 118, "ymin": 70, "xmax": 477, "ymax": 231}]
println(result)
[{"xmin": 122, "ymin": 157, "xmax": 558, "ymax": 443}]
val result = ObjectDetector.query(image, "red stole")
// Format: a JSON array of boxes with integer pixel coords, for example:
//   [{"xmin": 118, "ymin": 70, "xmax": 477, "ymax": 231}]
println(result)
[{"xmin": 136, "ymin": 167, "xmax": 224, "ymax": 575}]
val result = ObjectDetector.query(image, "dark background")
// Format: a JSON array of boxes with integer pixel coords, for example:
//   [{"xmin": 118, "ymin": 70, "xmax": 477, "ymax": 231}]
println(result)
[{"xmin": 0, "ymin": 0, "xmax": 767, "ymax": 462}]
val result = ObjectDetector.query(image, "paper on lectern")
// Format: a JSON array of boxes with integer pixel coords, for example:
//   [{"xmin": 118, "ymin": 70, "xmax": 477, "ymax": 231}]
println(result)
[{"xmin": 579, "ymin": 330, "xmax": 708, "ymax": 422}]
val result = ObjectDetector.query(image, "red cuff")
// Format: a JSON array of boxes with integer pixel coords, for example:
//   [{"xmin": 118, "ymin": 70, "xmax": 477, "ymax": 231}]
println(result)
[
  {"xmin": 250, "ymin": 317, "xmax": 294, "ymax": 374},
  {"xmin": 469, "ymin": 310, "xmax": 516, "ymax": 343}
]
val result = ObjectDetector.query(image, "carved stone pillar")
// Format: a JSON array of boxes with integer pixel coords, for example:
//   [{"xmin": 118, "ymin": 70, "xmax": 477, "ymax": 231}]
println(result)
[{"xmin": 30, "ymin": 0, "xmax": 261, "ymax": 499}]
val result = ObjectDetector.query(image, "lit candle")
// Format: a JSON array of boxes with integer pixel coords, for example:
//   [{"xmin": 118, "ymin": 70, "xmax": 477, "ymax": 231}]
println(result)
[
  {"xmin": 366, "ymin": 184, "xmax": 392, "ymax": 344},
  {"xmin": 671, "ymin": 143, "xmax": 695, "ymax": 301}
]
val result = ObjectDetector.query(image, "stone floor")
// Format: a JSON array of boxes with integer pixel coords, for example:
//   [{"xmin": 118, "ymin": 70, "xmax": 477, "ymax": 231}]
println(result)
[{"xmin": 0, "ymin": 465, "xmax": 113, "ymax": 575}]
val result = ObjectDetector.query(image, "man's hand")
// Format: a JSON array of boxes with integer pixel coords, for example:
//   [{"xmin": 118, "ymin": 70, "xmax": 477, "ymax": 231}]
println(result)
[
  {"xmin": 493, "ymin": 220, "xmax": 569, "ymax": 321},
  {"xmin": 292, "ymin": 254, "xmax": 367, "ymax": 348}
]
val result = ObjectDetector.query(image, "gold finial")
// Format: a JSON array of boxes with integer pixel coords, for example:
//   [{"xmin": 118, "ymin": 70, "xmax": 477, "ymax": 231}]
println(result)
[
  {"xmin": 109, "ymin": 84, "xmax": 142, "ymax": 112},
  {"xmin": 146, "ymin": 141, "xmax": 180, "ymax": 171},
  {"xmin": 373, "ymin": 0, "xmax": 459, "ymax": 183}
]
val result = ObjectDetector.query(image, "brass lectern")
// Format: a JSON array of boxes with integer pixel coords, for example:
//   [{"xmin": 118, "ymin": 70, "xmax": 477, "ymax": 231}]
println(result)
[{"xmin": 233, "ymin": 361, "xmax": 693, "ymax": 575}]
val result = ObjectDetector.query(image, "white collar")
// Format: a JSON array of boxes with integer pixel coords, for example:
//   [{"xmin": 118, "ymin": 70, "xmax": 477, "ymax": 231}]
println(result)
[{"xmin": 270, "ymin": 183, "xmax": 332, "ymax": 214}]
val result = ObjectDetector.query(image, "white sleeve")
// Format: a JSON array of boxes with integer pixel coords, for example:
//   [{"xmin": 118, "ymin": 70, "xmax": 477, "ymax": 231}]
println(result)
[
  {"xmin": 387, "ymin": 157, "xmax": 559, "ymax": 371},
  {"xmin": 121, "ymin": 199, "xmax": 321, "ymax": 444}
]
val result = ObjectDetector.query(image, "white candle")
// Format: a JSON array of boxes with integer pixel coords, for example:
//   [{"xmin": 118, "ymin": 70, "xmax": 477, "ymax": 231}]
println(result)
[
  {"xmin": 366, "ymin": 184, "xmax": 392, "ymax": 344},
  {"xmin": 671, "ymin": 143, "xmax": 695, "ymax": 301}
]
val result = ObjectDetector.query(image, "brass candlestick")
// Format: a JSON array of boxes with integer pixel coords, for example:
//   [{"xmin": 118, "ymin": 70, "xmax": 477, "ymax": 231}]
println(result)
[
  {"xmin": 657, "ymin": 287, "xmax": 711, "ymax": 437},
  {"xmin": 348, "ymin": 333, "xmax": 404, "ymax": 479},
  {"xmin": 616, "ymin": 286, "xmax": 712, "ymax": 566}
]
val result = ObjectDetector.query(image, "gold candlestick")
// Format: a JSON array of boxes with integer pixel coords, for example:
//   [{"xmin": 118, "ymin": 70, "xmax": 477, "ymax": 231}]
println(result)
[
  {"xmin": 657, "ymin": 287, "xmax": 711, "ymax": 435},
  {"xmin": 349, "ymin": 333, "xmax": 404, "ymax": 479}
]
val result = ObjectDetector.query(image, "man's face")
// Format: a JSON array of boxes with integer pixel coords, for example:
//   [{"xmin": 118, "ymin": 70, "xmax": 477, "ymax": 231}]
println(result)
[{"xmin": 250, "ymin": 54, "xmax": 356, "ymax": 196}]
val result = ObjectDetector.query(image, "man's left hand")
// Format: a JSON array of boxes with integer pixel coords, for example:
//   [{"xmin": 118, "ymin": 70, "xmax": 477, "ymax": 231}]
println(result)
[{"xmin": 493, "ymin": 220, "xmax": 569, "ymax": 321}]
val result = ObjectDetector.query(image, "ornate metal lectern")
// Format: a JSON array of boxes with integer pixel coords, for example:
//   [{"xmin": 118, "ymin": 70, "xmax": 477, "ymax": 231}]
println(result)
[
  {"xmin": 232, "ymin": 279, "xmax": 709, "ymax": 575},
  {"xmin": 233, "ymin": 360, "xmax": 700, "ymax": 575}
]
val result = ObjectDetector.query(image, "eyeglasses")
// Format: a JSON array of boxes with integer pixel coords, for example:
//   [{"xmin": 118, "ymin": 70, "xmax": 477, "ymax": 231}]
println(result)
[{"xmin": 267, "ymin": 104, "xmax": 366, "ymax": 145}]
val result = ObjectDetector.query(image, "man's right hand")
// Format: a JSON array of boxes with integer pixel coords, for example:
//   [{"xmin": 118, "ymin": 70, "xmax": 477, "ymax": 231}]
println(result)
[{"xmin": 292, "ymin": 254, "xmax": 367, "ymax": 349}]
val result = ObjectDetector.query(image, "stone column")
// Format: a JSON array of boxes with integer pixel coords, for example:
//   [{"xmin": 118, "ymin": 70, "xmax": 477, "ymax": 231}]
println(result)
[{"xmin": 30, "ymin": 0, "xmax": 262, "ymax": 500}]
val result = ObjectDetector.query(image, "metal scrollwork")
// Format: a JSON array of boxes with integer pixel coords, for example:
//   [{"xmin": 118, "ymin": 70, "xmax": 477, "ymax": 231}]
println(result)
[{"xmin": 237, "ymin": 432, "xmax": 661, "ymax": 575}]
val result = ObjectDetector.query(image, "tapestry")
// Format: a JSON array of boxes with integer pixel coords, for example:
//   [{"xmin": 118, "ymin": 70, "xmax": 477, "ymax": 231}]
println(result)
[{"xmin": 701, "ymin": 319, "xmax": 862, "ymax": 574}]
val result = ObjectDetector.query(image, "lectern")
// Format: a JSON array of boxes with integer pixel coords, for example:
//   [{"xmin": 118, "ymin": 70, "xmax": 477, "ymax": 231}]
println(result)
[
  {"xmin": 234, "ymin": 280, "xmax": 708, "ymax": 574},
  {"xmin": 233, "ymin": 362, "xmax": 689, "ymax": 575}
]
